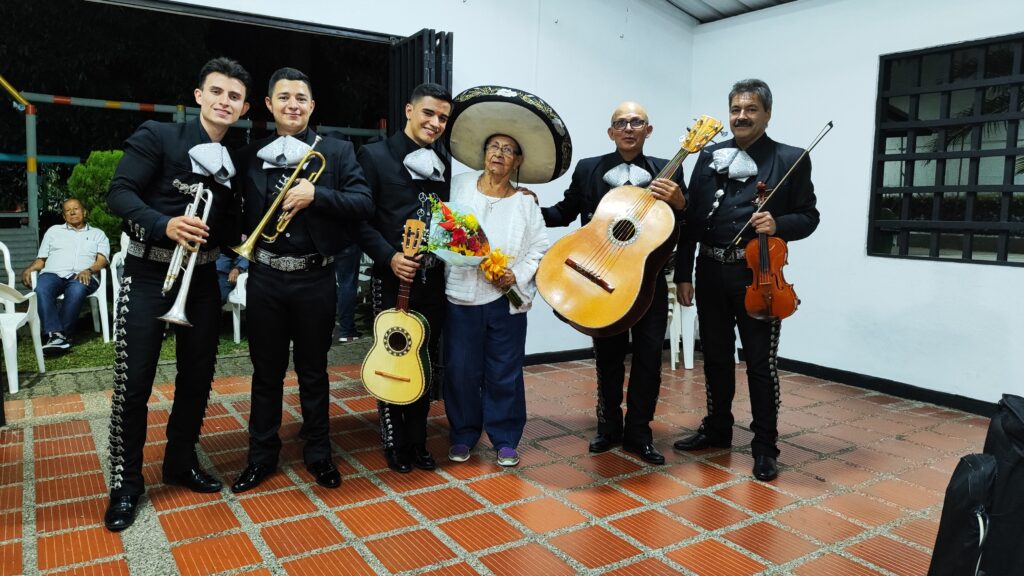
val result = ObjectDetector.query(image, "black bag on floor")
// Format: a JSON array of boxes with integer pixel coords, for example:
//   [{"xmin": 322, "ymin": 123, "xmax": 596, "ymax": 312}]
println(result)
[
  {"xmin": 927, "ymin": 453, "xmax": 996, "ymax": 576},
  {"xmin": 978, "ymin": 394, "xmax": 1024, "ymax": 576}
]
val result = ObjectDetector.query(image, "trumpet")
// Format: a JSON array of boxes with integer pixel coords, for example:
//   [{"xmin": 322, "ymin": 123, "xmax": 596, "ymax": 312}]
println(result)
[
  {"xmin": 158, "ymin": 182, "xmax": 214, "ymax": 327},
  {"xmin": 233, "ymin": 136, "xmax": 326, "ymax": 260}
]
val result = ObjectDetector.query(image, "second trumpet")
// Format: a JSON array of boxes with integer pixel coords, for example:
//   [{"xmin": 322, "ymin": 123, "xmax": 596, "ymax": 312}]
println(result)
[{"xmin": 233, "ymin": 136, "xmax": 326, "ymax": 260}]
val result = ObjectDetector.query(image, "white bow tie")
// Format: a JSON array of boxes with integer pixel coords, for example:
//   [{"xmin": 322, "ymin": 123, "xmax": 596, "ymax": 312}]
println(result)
[
  {"xmin": 710, "ymin": 148, "xmax": 758, "ymax": 181},
  {"xmin": 188, "ymin": 142, "xmax": 235, "ymax": 187},
  {"xmin": 403, "ymin": 148, "xmax": 446, "ymax": 182},
  {"xmin": 257, "ymin": 135, "xmax": 312, "ymax": 169},
  {"xmin": 603, "ymin": 163, "xmax": 652, "ymax": 188}
]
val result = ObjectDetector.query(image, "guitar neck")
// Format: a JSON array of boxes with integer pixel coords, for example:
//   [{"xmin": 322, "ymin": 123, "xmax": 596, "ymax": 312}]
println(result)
[
  {"xmin": 652, "ymin": 146, "xmax": 692, "ymax": 183},
  {"xmin": 396, "ymin": 279, "xmax": 412, "ymax": 312}
]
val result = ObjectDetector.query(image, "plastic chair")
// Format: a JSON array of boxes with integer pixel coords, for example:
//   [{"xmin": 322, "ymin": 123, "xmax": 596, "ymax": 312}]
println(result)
[
  {"xmin": 31, "ymin": 269, "xmax": 110, "ymax": 343},
  {"xmin": 666, "ymin": 277, "xmax": 737, "ymax": 370},
  {"xmin": 110, "ymin": 233, "xmax": 129, "ymax": 321},
  {"xmin": 0, "ymin": 283, "xmax": 46, "ymax": 394},
  {"xmin": 225, "ymin": 272, "xmax": 247, "ymax": 343}
]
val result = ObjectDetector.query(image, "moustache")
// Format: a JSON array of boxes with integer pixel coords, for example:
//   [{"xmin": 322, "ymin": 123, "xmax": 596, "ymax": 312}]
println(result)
[{"xmin": 733, "ymin": 120, "xmax": 754, "ymax": 127}]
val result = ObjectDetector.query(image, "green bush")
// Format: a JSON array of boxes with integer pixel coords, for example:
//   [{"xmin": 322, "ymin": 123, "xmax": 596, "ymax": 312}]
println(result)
[{"xmin": 66, "ymin": 150, "xmax": 124, "ymax": 252}]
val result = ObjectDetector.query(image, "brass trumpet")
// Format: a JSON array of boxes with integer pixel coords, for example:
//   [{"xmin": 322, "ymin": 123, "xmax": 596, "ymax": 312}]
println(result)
[{"xmin": 233, "ymin": 136, "xmax": 327, "ymax": 260}]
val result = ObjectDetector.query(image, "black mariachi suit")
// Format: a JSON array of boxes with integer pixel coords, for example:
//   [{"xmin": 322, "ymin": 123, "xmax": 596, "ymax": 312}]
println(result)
[
  {"xmin": 675, "ymin": 134, "xmax": 819, "ymax": 457},
  {"xmin": 106, "ymin": 118, "xmax": 237, "ymax": 497},
  {"xmin": 235, "ymin": 130, "xmax": 373, "ymax": 467},
  {"xmin": 356, "ymin": 131, "xmax": 449, "ymax": 455},
  {"xmin": 542, "ymin": 151, "xmax": 685, "ymax": 444}
]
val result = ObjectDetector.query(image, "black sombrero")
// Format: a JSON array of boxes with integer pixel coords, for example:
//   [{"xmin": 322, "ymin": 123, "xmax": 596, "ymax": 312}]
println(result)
[{"xmin": 446, "ymin": 85, "xmax": 572, "ymax": 184}]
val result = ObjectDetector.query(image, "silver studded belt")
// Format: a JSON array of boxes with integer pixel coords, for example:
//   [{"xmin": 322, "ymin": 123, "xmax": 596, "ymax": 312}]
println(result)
[
  {"xmin": 253, "ymin": 247, "xmax": 334, "ymax": 272},
  {"xmin": 699, "ymin": 243, "xmax": 746, "ymax": 264},
  {"xmin": 127, "ymin": 240, "xmax": 219, "ymax": 265}
]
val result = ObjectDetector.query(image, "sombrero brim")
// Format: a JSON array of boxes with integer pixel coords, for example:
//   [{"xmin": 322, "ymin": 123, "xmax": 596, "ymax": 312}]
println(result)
[{"xmin": 446, "ymin": 86, "xmax": 572, "ymax": 184}]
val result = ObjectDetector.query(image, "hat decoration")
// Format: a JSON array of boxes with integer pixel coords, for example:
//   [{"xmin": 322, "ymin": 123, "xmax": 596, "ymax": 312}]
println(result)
[{"xmin": 446, "ymin": 85, "xmax": 572, "ymax": 184}]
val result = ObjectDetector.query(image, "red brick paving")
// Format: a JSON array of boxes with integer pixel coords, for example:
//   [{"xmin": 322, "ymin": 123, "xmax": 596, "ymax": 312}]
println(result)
[{"xmin": 0, "ymin": 358, "xmax": 975, "ymax": 573}]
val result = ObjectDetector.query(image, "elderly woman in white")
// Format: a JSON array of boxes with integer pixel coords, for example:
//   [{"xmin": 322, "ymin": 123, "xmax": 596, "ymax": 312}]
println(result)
[{"xmin": 443, "ymin": 133, "xmax": 548, "ymax": 467}]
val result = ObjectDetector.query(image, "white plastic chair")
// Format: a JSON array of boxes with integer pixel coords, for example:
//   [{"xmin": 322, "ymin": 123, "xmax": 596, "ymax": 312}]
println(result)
[
  {"xmin": 0, "ymin": 241, "xmax": 46, "ymax": 394},
  {"xmin": 31, "ymin": 268, "xmax": 110, "ymax": 343},
  {"xmin": 110, "ymin": 233, "xmax": 129, "ymax": 321},
  {"xmin": 224, "ymin": 272, "xmax": 247, "ymax": 343},
  {"xmin": 667, "ymin": 280, "xmax": 699, "ymax": 370},
  {"xmin": 666, "ymin": 277, "xmax": 737, "ymax": 370}
]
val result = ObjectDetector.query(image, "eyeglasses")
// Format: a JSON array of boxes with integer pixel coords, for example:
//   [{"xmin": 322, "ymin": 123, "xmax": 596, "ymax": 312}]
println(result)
[
  {"xmin": 486, "ymin": 143, "xmax": 519, "ymax": 156},
  {"xmin": 611, "ymin": 118, "xmax": 648, "ymax": 131}
]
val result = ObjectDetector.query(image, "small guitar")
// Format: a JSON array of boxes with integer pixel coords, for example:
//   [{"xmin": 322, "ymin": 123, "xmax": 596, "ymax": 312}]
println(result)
[
  {"xmin": 537, "ymin": 115, "xmax": 723, "ymax": 337},
  {"xmin": 360, "ymin": 220, "xmax": 431, "ymax": 405}
]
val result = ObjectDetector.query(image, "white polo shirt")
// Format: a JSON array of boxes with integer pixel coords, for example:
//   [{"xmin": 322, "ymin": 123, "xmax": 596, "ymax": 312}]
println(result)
[{"xmin": 38, "ymin": 223, "xmax": 111, "ymax": 278}]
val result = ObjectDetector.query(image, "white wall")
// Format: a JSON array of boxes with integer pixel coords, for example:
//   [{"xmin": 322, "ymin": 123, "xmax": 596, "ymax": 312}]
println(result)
[
  {"xmin": 689, "ymin": 0, "xmax": 1024, "ymax": 403},
  {"xmin": 171, "ymin": 0, "xmax": 1020, "ymax": 403},
  {"xmin": 171, "ymin": 0, "xmax": 697, "ymax": 356}
]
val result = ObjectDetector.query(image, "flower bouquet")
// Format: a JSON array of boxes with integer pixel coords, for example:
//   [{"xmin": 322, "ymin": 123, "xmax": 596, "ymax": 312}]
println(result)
[{"xmin": 424, "ymin": 196, "xmax": 524, "ymax": 308}]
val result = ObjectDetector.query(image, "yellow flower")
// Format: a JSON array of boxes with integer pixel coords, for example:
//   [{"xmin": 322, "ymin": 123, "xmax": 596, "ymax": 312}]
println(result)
[
  {"xmin": 464, "ymin": 214, "xmax": 478, "ymax": 230},
  {"xmin": 481, "ymin": 249, "xmax": 511, "ymax": 281}
]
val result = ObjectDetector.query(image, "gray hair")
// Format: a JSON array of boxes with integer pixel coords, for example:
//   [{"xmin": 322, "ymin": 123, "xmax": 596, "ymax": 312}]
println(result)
[{"xmin": 729, "ymin": 79, "xmax": 772, "ymax": 112}]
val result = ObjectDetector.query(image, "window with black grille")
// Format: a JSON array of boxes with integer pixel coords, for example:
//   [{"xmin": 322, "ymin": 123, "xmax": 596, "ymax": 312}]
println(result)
[{"xmin": 869, "ymin": 34, "xmax": 1024, "ymax": 265}]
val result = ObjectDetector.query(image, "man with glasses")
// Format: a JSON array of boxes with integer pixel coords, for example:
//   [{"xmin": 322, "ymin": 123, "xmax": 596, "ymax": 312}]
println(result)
[{"xmin": 541, "ymin": 101, "xmax": 685, "ymax": 465}]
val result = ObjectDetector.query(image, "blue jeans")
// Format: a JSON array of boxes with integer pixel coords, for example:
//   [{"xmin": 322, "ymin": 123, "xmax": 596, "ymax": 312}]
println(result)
[
  {"xmin": 35, "ymin": 272, "xmax": 99, "ymax": 338},
  {"xmin": 334, "ymin": 244, "xmax": 362, "ymax": 337},
  {"xmin": 444, "ymin": 298, "xmax": 528, "ymax": 450}
]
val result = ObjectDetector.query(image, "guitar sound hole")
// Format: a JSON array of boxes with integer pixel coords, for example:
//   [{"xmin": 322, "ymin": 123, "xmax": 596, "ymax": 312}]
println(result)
[
  {"xmin": 609, "ymin": 218, "xmax": 638, "ymax": 245},
  {"xmin": 385, "ymin": 327, "xmax": 411, "ymax": 356}
]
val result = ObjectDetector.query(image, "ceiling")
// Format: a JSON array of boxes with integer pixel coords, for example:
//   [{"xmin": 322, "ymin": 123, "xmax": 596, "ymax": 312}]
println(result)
[{"xmin": 665, "ymin": 0, "xmax": 797, "ymax": 24}]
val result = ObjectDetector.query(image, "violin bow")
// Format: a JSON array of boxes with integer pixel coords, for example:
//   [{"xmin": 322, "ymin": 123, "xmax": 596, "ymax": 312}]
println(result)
[{"xmin": 730, "ymin": 121, "xmax": 834, "ymax": 247}]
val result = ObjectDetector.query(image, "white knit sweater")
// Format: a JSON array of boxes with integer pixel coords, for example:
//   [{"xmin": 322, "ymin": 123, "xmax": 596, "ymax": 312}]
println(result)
[{"xmin": 444, "ymin": 171, "xmax": 549, "ymax": 314}]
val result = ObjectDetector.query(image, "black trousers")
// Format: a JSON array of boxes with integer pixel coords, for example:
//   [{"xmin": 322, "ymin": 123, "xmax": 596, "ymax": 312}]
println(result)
[
  {"xmin": 593, "ymin": 276, "xmax": 668, "ymax": 444},
  {"xmin": 372, "ymin": 269, "xmax": 444, "ymax": 451},
  {"xmin": 246, "ymin": 262, "xmax": 336, "ymax": 467},
  {"xmin": 694, "ymin": 255, "xmax": 782, "ymax": 457},
  {"xmin": 109, "ymin": 255, "xmax": 220, "ymax": 497}
]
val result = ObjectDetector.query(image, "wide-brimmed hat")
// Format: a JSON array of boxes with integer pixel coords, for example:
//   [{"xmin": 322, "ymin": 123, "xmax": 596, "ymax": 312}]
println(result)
[{"xmin": 446, "ymin": 85, "xmax": 572, "ymax": 184}]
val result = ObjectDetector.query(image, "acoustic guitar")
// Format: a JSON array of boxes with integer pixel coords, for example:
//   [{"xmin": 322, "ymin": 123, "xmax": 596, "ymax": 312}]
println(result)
[
  {"xmin": 536, "ymin": 115, "xmax": 723, "ymax": 337},
  {"xmin": 360, "ymin": 220, "xmax": 431, "ymax": 405}
]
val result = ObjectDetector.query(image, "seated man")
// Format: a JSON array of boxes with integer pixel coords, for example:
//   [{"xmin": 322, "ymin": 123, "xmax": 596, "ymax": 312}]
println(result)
[
  {"xmin": 21, "ymin": 198, "xmax": 110, "ymax": 355},
  {"xmin": 215, "ymin": 253, "xmax": 248, "ymax": 305}
]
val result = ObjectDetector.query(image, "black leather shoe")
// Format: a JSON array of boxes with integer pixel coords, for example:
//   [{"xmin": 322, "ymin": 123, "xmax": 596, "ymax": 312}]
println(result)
[
  {"xmin": 385, "ymin": 448, "xmax": 412, "ymax": 473},
  {"xmin": 753, "ymin": 455, "xmax": 779, "ymax": 481},
  {"xmin": 622, "ymin": 441, "xmax": 666, "ymax": 465},
  {"xmin": 231, "ymin": 463, "xmax": 276, "ymax": 493},
  {"xmin": 588, "ymin": 433, "xmax": 621, "ymax": 453},
  {"xmin": 411, "ymin": 445, "xmax": 436, "ymax": 470},
  {"xmin": 307, "ymin": 458, "xmax": 341, "ymax": 489},
  {"xmin": 672, "ymin": 431, "xmax": 732, "ymax": 452},
  {"xmin": 104, "ymin": 494, "xmax": 140, "ymax": 532},
  {"xmin": 163, "ymin": 467, "xmax": 223, "ymax": 493}
]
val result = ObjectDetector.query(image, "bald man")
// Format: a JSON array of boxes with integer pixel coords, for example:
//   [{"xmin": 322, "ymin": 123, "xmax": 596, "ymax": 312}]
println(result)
[{"xmin": 541, "ymin": 101, "xmax": 685, "ymax": 465}]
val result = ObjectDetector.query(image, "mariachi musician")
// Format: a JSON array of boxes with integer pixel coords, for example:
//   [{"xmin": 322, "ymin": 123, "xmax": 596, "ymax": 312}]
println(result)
[
  {"xmin": 230, "ymin": 67, "xmax": 373, "ymax": 493},
  {"xmin": 104, "ymin": 57, "xmax": 251, "ymax": 532},
  {"xmin": 673, "ymin": 79, "xmax": 819, "ymax": 482},
  {"xmin": 357, "ymin": 83, "xmax": 453, "ymax": 473},
  {"xmin": 541, "ymin": 101, "xmax": 685, "ymax": 465}
]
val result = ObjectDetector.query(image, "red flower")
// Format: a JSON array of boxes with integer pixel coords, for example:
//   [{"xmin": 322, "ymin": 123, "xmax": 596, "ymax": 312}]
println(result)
[
  {"xmin": 451, "ymin": 227, "xmax": 468, "ymax": 246},
  {"xmin": 439, "ymin": 219, "xmax": 455, "ymax": 231},
  {"xmin": 467, "ymin": 237, "xmax": 481, "ymax": 253}
]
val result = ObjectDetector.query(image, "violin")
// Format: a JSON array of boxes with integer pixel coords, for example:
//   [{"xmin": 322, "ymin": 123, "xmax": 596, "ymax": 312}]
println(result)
[
  {"xmin": 743, "ymin": 182, "xmax": 799, "ymax": 321},
  {"xmin": 731, "ymin": 121, "xmax": 833, "ymax": 321}
]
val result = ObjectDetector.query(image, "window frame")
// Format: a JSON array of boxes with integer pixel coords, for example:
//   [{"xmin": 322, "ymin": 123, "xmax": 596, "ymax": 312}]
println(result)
[{"xmin": 868, "ymin": 33, "xmax": 1024, "ymax": 266}]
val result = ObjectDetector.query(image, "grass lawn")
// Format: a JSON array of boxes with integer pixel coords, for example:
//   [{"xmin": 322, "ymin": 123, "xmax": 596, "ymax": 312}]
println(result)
[{"xmin": 15, "ymin": 318, "xmax": 250, "ymax": 372}]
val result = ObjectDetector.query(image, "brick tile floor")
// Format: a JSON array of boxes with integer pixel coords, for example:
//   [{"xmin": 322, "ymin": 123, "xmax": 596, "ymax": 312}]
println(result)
[{"xmin": 0, "ymin": 356, "xmax": 980, "ymax": 575}]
